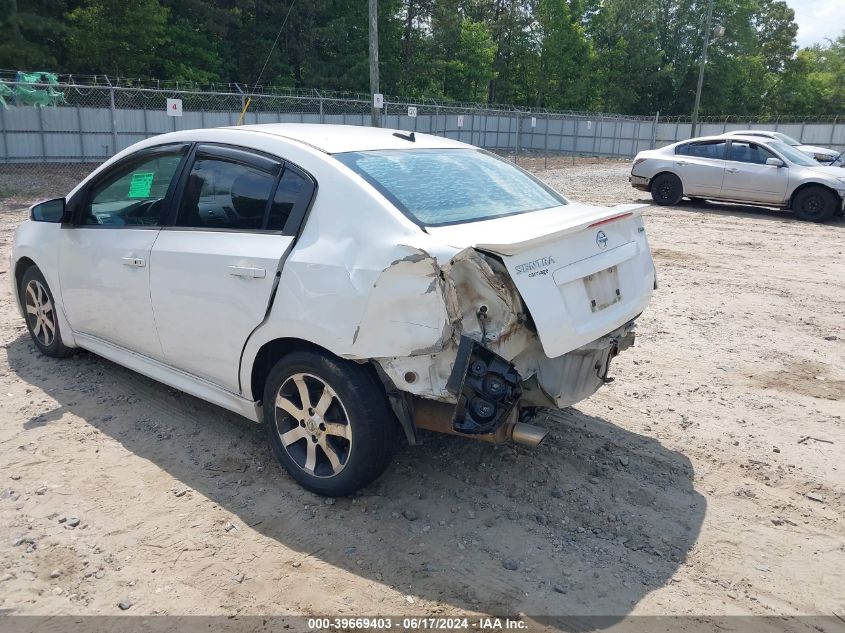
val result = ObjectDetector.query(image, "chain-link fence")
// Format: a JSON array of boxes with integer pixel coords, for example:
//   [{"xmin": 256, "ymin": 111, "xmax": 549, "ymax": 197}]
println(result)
[{"xmin": 1, "ymin": 75, "xmax": 844, "ymax": 198}]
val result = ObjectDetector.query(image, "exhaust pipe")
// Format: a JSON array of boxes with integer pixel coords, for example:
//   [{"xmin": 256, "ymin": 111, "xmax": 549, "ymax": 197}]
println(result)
[
  {"xmin": 413, "ymin": 398, "xmax": 548, "ymax": 447},
  {"xmin": 509, "ymin": 422, "xmax": 549, "ymax": 447}
]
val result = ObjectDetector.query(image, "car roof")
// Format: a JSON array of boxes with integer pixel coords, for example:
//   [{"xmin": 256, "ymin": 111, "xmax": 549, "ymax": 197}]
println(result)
[
  {"xmin": 673, "ymin": 134, "xmax": 778, "ymax": 145},
  {"xmin": 724, "ymin": 130, "xmax": 776, "ymax": 136},
  {"xmin": 232, "ymin": 123, "xmax": 472, "ymax": 154}
]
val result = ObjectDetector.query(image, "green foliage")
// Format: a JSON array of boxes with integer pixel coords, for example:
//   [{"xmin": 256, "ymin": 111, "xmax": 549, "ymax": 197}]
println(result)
[
  {"xmin": 442, "ymin": 20, "xmax": 496, "ymax": 100},
  {"xmin": 0, "ymin": 0, "xmax": 841, "ymax": 115}
]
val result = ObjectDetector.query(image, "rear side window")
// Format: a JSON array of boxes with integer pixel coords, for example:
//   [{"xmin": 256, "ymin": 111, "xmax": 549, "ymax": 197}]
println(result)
[
  {"xmin": 267, "ymin": 168, "xmax": 309, "ymax": 232},
  {"xmin": 677, "ymin": 141, "xmax": 726, "ymax": 159},
  {"xmin": 176, "ymin": 158, "xmax": 275, "ymax": 230}
]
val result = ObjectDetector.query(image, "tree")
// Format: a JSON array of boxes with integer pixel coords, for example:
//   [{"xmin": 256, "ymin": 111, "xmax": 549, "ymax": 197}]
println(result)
[
  {"xmin": 442, "ymin": 20, "xmax": 496, "ymax": 100},
  {"xmin": 0, "ymin": 0, "xmax": 67, "ymax": 70},
  {"xmin": 536, "ymin": 0, "xmax": 593, "ymax": 109},
  {"xmin": 2, "ymin": 0, "xmax": 839, "ymax": 118},
  {"xmin": 66, "ymin": 0, "xmax": 169, "ymax": 77}
]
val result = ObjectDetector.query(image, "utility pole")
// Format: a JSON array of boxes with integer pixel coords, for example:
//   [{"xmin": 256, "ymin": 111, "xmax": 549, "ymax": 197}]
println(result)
[
  {"xmin": 690, "ymin": 0, "xmax": 715, "ymax": 138},
  {"xmin": 369, "ymin": 0, "xmax": 380, "ymax": 127}
]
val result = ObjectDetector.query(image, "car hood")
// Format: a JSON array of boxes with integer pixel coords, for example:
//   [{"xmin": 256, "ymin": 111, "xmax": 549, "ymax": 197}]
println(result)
[
  {"xmin": 808, "ymin": 165, "xmax": 845, "ymax": 178},
  {"xmin": 797, "ymin": 144, "xmax": 839, "ymax": 157}
]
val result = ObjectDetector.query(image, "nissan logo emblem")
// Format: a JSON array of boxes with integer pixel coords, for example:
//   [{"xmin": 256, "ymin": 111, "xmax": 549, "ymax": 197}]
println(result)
[{"xmin": 596, "ymin": 230, "xmax": 608, "ymax": 249}]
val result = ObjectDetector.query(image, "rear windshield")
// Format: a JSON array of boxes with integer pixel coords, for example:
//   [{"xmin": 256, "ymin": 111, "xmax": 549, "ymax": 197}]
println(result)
[
  {"xmin": 772, "ymin": 132, "xmax": 801, "ymax": 146},
  {"xmin": 334, "ymin": 148, "xmax": 566, "ymax": 226}
]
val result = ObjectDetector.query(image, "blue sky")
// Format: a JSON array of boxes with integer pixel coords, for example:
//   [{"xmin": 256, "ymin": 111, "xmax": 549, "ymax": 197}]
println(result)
[{"xmin": 785, "ymin": 0, "xmax": 842, "ymax": 47}]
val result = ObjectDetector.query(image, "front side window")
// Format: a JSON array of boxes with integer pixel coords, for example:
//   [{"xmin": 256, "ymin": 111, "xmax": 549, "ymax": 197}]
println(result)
[
  {"xmin": 84, "ymin": 148, "xmax": 186, "ymax": 226},
  {"xmin": 176, "ymin": 158, "xmax": 275, "ymax": 230},
  {"xmin": 728, "ymin": 141, "xmax": 775, "ymax": 165},
  {"xmin": 767, "ymin": 141, "xmax": 817, "ymax": 166},
  {"xmin": 335, "ymin": 149, "xmax": 566, "ymax": 226}
]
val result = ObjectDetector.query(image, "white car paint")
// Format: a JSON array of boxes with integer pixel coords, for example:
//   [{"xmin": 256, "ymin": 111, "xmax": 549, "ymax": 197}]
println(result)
[{"xmin": 13, "ymin": 124, "xmax": 655, "ymax": 446}]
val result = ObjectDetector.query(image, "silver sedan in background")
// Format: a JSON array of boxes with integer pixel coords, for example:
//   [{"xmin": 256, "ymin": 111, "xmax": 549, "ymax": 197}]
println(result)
[
  {"xmin": 630, "ymin": 134, "xmax": 845, "ymax": 222},
  {"xmin": 723, "ymin": 130, "xmax": 841, "ymax": 165}
]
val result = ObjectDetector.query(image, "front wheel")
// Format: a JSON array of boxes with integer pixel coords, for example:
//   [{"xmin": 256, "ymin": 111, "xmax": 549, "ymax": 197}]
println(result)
[
  {"xmin": 791, "ymin": 186, "xmax": 838, "ymax": 222},
  {"xmin": 20, "ymin": 266, "xmax": 74, "ymax": 358},
  {"xmin": 263, "ymin": 351, "xmax": 399, "ymax": 496},
  {"xmin": 650, "ymin": 173, "xmax": 684, "ymax": 206}
]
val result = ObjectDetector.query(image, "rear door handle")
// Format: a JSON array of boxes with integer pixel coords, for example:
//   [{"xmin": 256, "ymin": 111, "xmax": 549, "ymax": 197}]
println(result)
[
  {"xmin": 122, "ymin": 257, "xmax": 146, "ymax": 267},
  {"xmin": 726, "ymin": 168, "xmax": 739, "ymax": 173},
  {"xmin": 228, "ymin": 265, "xmax": 266, "ymax": 279},
  {"xmin": 677, "ymin": 161, "xmax": 687, "ymax": 166}
]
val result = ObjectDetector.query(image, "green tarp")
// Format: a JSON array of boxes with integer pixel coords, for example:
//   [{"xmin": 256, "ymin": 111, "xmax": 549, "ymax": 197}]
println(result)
[{"xmin": 0, "ymin": 71, "xmax": 66, "ymax": 108}]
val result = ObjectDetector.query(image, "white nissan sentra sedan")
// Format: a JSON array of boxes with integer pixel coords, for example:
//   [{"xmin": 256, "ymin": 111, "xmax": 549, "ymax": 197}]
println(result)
[{"xmin": 12, "ymin": 124, "xmax": 655, "ymax": 496}]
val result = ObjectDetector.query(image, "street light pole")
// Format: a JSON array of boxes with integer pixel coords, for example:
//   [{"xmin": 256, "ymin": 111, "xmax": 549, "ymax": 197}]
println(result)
[
  {"xmin": 368, "ymin": 0, "xmax": 380, "ymax": 127},
  {"xmin": 690, "ymin": 0, "xmax": 715, "ymax": 138}
]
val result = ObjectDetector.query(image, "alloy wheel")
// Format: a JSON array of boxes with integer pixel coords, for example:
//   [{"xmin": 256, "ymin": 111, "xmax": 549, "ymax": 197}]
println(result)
[
  {"xmin": 24, "ymin": 279, "xmax": 55, "ymax": 347},
  {"xmin": 274, "ymin": 373, "xmax": 352, "ymax": 478}
]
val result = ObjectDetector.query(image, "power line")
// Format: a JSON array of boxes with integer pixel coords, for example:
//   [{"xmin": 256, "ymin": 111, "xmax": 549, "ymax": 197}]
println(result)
[{"xmin": 252, "ymin": 0, "xmax": 297, "ymax": 93}]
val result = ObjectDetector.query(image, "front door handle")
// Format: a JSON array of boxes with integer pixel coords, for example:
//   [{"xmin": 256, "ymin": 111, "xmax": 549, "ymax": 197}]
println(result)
[
  {"xmin": 228, "ymin": 265, "xmax": 266, "ymax": 279},
  {"xmin": 122, "ymin": 257, "xmax": 146, "ymax": 267}
]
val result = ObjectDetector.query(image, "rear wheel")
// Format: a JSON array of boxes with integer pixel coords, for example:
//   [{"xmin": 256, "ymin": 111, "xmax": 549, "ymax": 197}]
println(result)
[
  {"xmin": 263, "ymin": 350, "xmax": 399, "ymax": 496},
  {"xmin": 650, "ymin": 173, "xmax": 683, "ymax": 206},
  {"xmin": 791, "ymin": 186, "xmax": 838, "ymax": 222},
  {"xmin": 20, "ymin": 266, "xmax": 74, "ymax": 358}
]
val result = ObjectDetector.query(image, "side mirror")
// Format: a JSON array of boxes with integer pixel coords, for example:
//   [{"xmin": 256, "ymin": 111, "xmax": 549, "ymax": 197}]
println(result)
[
  {"xmin": 766, "ymin": 157, "xmax": 784, "ymax": 168},
  {"xmin": 30, "ymin": 198, "xmax": 66, "ymax": 223}
]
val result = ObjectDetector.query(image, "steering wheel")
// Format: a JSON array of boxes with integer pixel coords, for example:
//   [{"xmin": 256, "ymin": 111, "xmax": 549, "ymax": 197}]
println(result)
[{"xmin": 124, "ymin": 199, "xmax": 163, "ymax": 225}]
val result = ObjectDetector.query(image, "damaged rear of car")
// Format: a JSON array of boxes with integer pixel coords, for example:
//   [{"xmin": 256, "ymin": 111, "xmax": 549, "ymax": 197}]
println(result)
[
  {"xmin": 331, "ymin": 146, "xmax": 655, "ymax": 459},
  {"xmin": 12, "ymin": 123, "xmax": 655, "ymax": 497}
]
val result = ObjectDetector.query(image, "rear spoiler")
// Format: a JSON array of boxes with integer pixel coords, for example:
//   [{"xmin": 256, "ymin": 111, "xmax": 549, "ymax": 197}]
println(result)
[{"xmin": 474, "ymin": 204, "xmax": 647, "ymax": 255}]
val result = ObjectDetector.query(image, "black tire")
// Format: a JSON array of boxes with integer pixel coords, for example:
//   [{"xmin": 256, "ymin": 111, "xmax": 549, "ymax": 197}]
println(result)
[
  {"xmin": 650, "ymin": 173, "xmax": 684, "ymax": 206},
  {"xmin": 791, "ymin": 186, "xmax": 838, "ymax": 222},
  {"xmin": 263, "ymin": 350, "xmax": 399, "ymax": 496},
  {"xmin": 20, "ymin": 266, "xmax": 74, "ymax": 358}
]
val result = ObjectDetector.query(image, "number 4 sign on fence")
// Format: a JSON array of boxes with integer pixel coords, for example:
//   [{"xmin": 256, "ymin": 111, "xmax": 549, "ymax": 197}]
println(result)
[{"xmin": 166, "ymin": 98, "xmax": 183, "ymax": 117}]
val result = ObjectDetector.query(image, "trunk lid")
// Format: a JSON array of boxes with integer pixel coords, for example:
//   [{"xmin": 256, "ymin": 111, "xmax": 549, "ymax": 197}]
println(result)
[{"xmin": 427, "ymin": 203, "xmax": 655, "ymax": 358}]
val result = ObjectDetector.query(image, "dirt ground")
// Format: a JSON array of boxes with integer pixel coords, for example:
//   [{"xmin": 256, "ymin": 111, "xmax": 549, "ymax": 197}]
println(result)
[{"xmin": 0, "ymin": 160, "xmax": 843, "ymax": 627}]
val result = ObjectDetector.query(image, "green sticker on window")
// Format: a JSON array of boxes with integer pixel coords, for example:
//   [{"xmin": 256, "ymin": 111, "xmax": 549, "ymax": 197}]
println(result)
[{"xmin": 128, "ymin": 172, "xmax": 155, "ymax": 198}]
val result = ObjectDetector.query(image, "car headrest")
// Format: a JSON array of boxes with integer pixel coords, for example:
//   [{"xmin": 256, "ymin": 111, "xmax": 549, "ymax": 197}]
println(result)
[{"xmin": 230, "ymin": 172, "xmax": 270, "ymax": 221}]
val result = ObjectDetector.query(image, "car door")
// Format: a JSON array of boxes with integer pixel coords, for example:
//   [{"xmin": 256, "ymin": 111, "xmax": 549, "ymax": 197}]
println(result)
[
  {"xmin": 149, "ymin": 144, "xmax": 315, "ymax": 392},
  {"xmin": 720, "ymin": 140, "xmax": 790, "ymax": 203},
  {"xmin": 58, "ymin": 143, "xmax": 190, "ymax": 359},
  {"xmin": 674, "ymin": 140, "xmax": 727, "ymax": 196}
]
